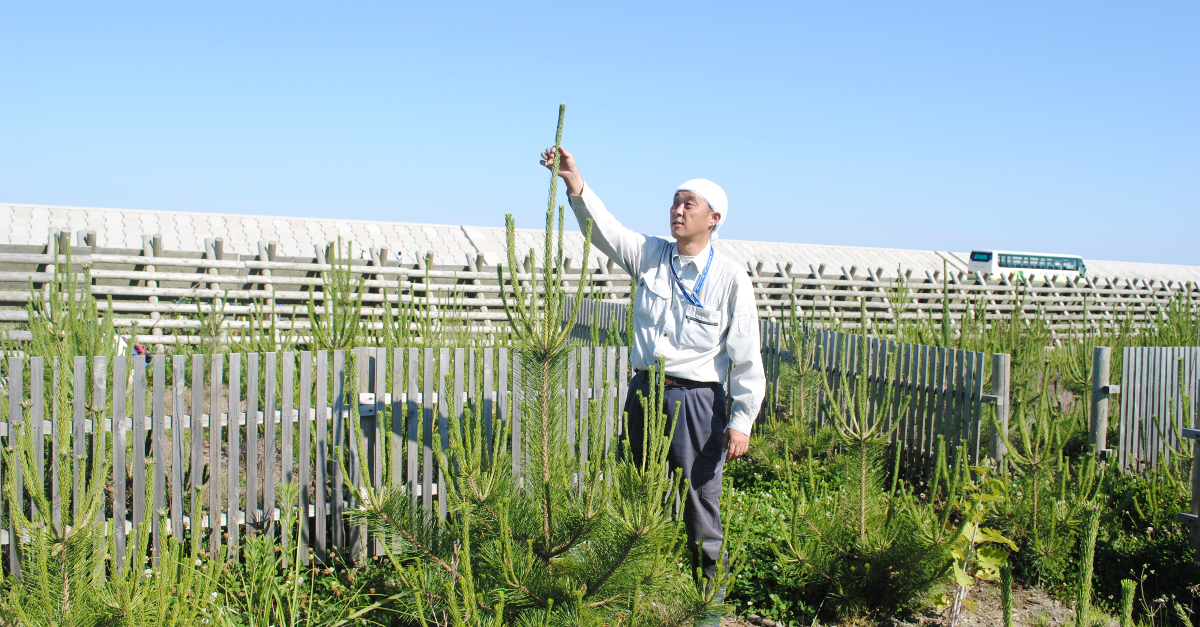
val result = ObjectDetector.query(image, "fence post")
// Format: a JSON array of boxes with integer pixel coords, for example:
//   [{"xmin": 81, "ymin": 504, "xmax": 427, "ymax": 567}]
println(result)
[
  {"xmin": 258, "ymin": 241, "xmax": 276, "ymax": 332},
  {"xmin": 1182, "ymin": 426, "xmax": 1200, "ymax": 563},
  {"xmin": 988, "ymin": 353, "xmax": 1010, "ymax": 467},
  {"xmin": 1090, "ymin": 347, "xmax": 1112, "ymax": 457},
  {"xmin": 143, "ymin": 234, "xmax": 163, "ymax": 343},
  {"xmin": 1189, "ymin": 446, "xmax": 1200, "ymax": 563},
  {"xmin": 205, "ymin": 238, "xmax": 225, "ymax": 344}
]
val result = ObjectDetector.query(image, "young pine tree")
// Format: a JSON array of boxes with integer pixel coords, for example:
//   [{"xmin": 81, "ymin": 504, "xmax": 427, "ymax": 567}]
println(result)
[
  {"xmin": 0, "ymin": 368, "xmax": 220, "ymax": 627},
  {"xmin": 343, "ymin": 105, "xmax": 699, "ymax": 627},
  {"xmin": 775, "ymin": 331, "xmax": 958, "ymax": 619},
  {"xmin": 19, "ymin": 237, "xmax": 119, "ymax": 362}
]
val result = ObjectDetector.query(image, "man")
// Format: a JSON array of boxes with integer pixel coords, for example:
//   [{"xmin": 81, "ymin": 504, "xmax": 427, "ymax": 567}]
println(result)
[{"xmin": 540, "ymin": 146, "xmax": 765, "ymax": 584}]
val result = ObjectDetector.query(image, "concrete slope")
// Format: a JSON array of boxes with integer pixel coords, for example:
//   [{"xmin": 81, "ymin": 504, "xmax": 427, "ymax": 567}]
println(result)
[{"xmin": 2, "ymin": 202, "xmax": 1196, "ymax": 283}]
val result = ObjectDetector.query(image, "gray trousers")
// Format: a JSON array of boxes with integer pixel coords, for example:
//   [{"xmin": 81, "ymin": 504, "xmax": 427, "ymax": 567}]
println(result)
[{"xmin": 623, "ymin": 371, "xmax": 726, "ymax": 580}]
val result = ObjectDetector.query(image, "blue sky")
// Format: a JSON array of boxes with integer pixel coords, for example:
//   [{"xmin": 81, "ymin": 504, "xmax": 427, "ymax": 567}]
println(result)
[{"xmin": 1, "ymin": 2, "xmax": 1196, "ymax": 265}]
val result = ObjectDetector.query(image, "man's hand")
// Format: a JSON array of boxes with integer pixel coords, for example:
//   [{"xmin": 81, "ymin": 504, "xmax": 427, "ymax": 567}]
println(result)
[
  {"xmin": 540, "ymin": 146, "xmax": 585, "ymax": 196},
  {"xmin": 724, "ymin": 428, "xmax": 750, "ymax": 461}
]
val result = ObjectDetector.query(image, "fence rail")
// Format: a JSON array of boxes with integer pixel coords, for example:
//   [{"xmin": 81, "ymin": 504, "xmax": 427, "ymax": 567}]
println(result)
[{"xmin": 3, "ymin": 231, "xmax": 1199, "ymax": 344}]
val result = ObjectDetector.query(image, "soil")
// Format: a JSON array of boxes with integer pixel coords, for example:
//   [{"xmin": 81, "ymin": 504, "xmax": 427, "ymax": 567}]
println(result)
[
  {"xmin": 914, "ymin": 582, "xmax": 1115, "ymax": 627},
  {"xmin": 723, "ymin": 582, "xmax": 1113, "ymax": 627}
]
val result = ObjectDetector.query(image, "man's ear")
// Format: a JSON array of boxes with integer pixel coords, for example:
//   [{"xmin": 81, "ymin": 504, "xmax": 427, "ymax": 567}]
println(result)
[{"xmin": 709, "ymin": 212, "xmax": 721, "ymax": 230}]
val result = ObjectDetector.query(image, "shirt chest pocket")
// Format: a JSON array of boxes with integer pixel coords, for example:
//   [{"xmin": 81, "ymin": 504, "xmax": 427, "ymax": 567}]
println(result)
[
  {"xmin": 679, "ymin": 304, "xmax": 722, "ymax": 349},
  {"xmin": 635, "ymin": 273, "xmax": 670, "ymax": 328}
]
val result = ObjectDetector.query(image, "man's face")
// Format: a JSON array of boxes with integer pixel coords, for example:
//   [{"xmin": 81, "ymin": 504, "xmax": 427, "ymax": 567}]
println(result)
[{"xmin": 669, "ymin": 191, "xmax": 720, "ymax": 241}]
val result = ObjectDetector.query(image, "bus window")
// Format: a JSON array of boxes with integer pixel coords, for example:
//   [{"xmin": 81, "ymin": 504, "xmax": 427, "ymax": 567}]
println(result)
[
  {"xmin": 997, "ymin": 253, "xmax": 1083, "ymax": 272},
  {"xmin": 999, "ymin": 254, "xmax": 1027, "ymax": 269},
  {"xmin": 971, "ymin": 251, "xmax": 992, "ymax": 262}
]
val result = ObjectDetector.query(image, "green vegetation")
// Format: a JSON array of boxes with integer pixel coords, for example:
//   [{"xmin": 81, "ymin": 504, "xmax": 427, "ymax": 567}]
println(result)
[
  {"xmin": 1, "ymin": 367, "xmax": 221, "ymax": 626},
  {"xmin": 721, "ymin": 287, "xmax": 1199, "ymax": 625},
  {"xmin": 2, "ymin": 111, "xmax": 1199, "ymax": 626},
  {"xmin": 340, "ymin": 104, "xmax": 706, "ymax": 626}
]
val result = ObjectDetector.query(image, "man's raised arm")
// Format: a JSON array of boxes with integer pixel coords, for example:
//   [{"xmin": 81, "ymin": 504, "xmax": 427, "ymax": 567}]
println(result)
[{"xmin": 541, "ymin": 146, "xmax": 645, "ymax": 276}]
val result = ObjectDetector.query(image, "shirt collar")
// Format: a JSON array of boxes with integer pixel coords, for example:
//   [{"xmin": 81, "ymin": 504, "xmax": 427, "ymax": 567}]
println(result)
[{"xmin": 671, "ymin": 241, "xmax": 713, "ymax": 267}]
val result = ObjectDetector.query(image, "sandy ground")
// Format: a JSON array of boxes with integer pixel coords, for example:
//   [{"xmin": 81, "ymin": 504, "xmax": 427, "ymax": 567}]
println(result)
[
  {"xmin": 916, "ymin": 583, "xmax": 1114, "ymax": 627},
  {"xmin": 719, "ymin": 582, "xmax": 1107, "ymax": 627}
]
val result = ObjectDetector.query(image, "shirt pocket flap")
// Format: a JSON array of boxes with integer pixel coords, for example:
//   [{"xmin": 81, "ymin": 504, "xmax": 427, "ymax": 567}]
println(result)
[
  {"xmin": 639, "ymin": 266, "xmax": 670, "ymax": 299},
  {"xmin": 684, "ymin": 305, "xmax": 721, "ymax": 327}
]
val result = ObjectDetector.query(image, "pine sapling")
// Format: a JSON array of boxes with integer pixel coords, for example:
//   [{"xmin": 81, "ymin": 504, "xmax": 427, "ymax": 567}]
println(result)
[
  {"xmin": 307, "ymin": 238, "xmax": 365, "ymax": 350},
  {"xmin": 344, "ymin": 105, "xmax": 695, "ymax": 626},
  {"xmin": 1001, "ymin": 565, "xmax": 1014, "ymax": 627},
  {"xmin": 774, "ymin": 336, "xmax": 961, "ymax": 620},
  {"xmin": 1174, "ymin": 602, "xmax": 1193, "ymax": 627},
  {"xmin": 1075, "ymin": 505, "xmax": 1101, "ymax": 627},
  {"xmin": 1120, "ymin": 579, "xmax": 1137, "ymax": 627}
]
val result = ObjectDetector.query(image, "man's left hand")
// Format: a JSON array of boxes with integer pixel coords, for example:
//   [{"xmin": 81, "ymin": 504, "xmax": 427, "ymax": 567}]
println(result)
[{"xmin": 723, "ymin": 428, "xmax": 749, "ymax": 461}]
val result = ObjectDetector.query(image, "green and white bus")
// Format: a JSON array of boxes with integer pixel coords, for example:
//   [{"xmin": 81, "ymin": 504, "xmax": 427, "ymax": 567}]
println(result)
[{"xmin": 967, "ymin": 250, "xmax": 1087, "ymax": 281}]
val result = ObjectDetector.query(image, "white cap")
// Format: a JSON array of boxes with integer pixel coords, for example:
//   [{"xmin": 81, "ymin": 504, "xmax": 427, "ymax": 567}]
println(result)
[{"xmin": 676, "ymin": 178, "xmax": 728, "ymax": 240}]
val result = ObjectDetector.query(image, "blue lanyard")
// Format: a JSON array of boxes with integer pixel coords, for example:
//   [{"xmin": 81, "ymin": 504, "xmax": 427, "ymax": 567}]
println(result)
[{"xmin": 669, "ymin": 245, "xmax": 714, "ymax": 308}]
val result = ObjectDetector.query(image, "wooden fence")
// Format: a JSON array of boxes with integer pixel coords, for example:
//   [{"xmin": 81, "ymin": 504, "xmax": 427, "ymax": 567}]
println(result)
[
  {"xmin": 1107, "ymin": 347, "xmax": 1200, "ymax": 471},
  {"xmin": 563, "ymin": 296, "xmax": 628, "ymax": 345},
  {"xmin": 1096, "ymin": 346, "xmax": 1200, "ymax": 563},
  {"xmin": 800, "ymin": 327, "xmax": 1007, "ymax": 468},
  {"xmin": 3, "ymin": 231, "xmax": 1199, "ymax": 345},
  {"xmin": 0, "ymin": 319, "xmax": 1014, "ymax": 578},
  {"xmin": 0, "ymin": 346, "xmax": 634, "ymax": 575}
]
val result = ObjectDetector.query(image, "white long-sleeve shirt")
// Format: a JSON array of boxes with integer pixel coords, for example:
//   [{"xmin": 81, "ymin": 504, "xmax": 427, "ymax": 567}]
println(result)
[{"xmin": 568, "ymin": 184, "xmax": 766, "ymax": 435}]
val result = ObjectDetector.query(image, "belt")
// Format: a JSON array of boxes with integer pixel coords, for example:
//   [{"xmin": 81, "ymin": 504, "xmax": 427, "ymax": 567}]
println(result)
[{"xmin": 634, "ymin": 369, "xmax": 711, "ymax": 389}]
